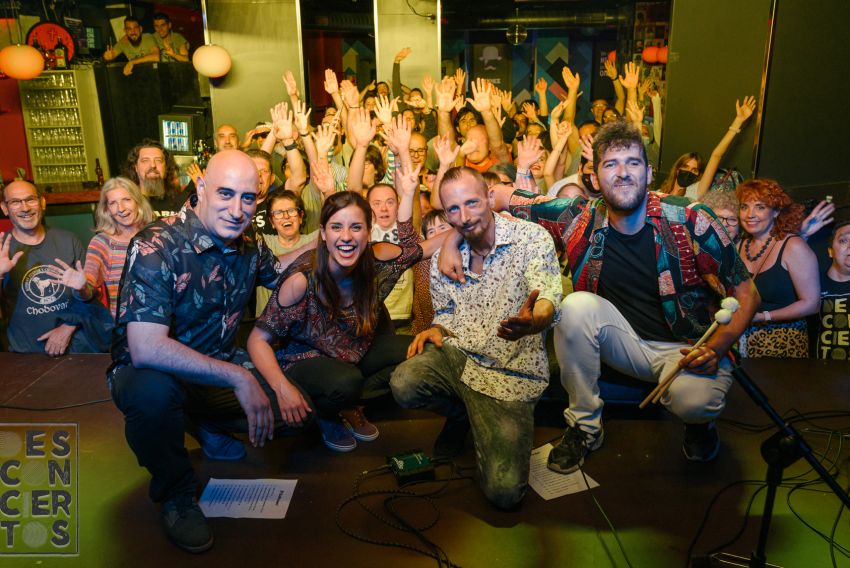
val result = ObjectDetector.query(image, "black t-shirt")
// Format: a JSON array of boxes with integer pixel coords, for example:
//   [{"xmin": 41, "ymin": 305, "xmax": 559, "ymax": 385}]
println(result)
[
  {"xmin": 816, "ymin": 273, "xmax": 850, "ymax": 360},
  {"xmin": 597, "ymin": 224, "xmax": 677, "ymax": 342}
]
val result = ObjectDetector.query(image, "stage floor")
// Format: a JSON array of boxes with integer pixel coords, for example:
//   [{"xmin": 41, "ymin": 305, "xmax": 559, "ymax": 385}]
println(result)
[{"xmin": 0, "ymin": 354, "xmax": 848, "ymax": 567}]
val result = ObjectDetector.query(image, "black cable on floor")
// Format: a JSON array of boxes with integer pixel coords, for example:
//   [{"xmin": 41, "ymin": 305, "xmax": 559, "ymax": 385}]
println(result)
[{"xmin": 0, "ymin": 398, "xmax": 112, "ymax": 411}]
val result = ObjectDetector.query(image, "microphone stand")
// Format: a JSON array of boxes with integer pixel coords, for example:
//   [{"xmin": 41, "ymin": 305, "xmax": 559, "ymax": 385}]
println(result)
[{"xmin": 713, "ymin": 366, "xmax": 850, "ymax": 568}]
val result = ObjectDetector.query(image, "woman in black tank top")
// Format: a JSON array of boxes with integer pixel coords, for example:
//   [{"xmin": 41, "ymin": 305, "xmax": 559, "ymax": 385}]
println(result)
[{"xmin": 735, "ymin": 179, "xmax": 820, "ymax": 357}]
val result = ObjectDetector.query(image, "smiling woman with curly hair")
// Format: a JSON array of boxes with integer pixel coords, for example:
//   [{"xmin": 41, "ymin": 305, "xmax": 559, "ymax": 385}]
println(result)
[{"xmin": 735, "ymin": 178, "xmax": 820, "ymax": 358}]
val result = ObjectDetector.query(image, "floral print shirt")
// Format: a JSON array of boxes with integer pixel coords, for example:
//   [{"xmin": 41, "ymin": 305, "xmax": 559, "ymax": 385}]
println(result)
[
  {"xmin": 254, "ymin": 219, "xmax": 422, "ymax": 367},
  {"xmin": 111, "ymin": 206, "xmax": 282, "ymax": 369},
  {"xmin": 508, "ymin": 189, "xmax": 751, "ymax": 342},
  {"xmin": 431, "ymin": 213, "xmax": 563, "ymax": 402}
]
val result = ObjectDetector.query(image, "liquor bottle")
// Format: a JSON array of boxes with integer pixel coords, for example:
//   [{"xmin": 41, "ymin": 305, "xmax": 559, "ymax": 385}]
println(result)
[
  {"xmin": 95, "ymin": 159, "xmax": 104, "ymax": 187},
  {"xmin": 54, "ymin": 38, "xmax": 67, "ymax": 69}
]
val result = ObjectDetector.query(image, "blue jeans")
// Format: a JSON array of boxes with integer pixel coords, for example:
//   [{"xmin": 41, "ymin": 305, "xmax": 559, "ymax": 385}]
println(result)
[
  {"xmin": 110, "ymin": 364, "xmax": 311, "ymax": 503},
  {"xmin": 390, "ymin": 343, "xmax": 535, "ymax": 510}
]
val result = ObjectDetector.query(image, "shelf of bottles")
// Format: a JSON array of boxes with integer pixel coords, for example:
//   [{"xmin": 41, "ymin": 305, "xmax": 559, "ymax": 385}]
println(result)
[{"xmin": 19, "ymin": 70, "xmax": 99, "ymax": 185}]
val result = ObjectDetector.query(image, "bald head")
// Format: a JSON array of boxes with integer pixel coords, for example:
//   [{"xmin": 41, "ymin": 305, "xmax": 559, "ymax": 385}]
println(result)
[
  {"xmin": 196, "ymin": 150, "xmax": 259, "ymax": 244},
  {"xmin": 1, "ymin": 180, "xmax": 45, "ymax": 236},
  {"xmin": 215, "ymin": 124, "xmax": 239, "ymax": 151}
]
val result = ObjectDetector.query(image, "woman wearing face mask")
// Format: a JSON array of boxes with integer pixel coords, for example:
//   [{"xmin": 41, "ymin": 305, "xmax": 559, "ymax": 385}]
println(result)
[
  {"xmin": 247, "ymin": 165, "xmax": 447, "ymax": 452},
  {"xmin": 736, "ymin": 179, "xmax": 820, "ymax": 358},
  {"xmin": 658, "ymin": 96, "xmax": 757, "ymax": 199},
  {"xmin": 47, "ymin": 177, "xmax": 153, "ymax": 319}
]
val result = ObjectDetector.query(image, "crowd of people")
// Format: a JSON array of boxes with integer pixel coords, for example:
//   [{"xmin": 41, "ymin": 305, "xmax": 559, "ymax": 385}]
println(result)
[{"xmin": 1, "ymin": 24, "xmax": 847, "ymax": 554}]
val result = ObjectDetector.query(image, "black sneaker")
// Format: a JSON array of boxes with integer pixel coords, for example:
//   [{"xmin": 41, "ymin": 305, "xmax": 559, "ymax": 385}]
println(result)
[
  {"xmin": 547, "ymin": 425, "xmax": 602, "ymax": 474},
  {"xmin": 683, "ymin": 421, "xmax": 720, "ymax": 462},
  {"xmin": 433, "ymin": 417, "xmax": 471, "ymax": 459},
  {"xmin": 161, "ymin": 493, "xmax": 214, "ymax": 553}
]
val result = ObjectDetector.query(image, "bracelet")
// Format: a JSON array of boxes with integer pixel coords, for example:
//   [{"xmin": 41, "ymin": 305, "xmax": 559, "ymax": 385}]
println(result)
[
  {"xmin": 283, "ymin": 141, "xmax": 298, "ymax": 151},
  {"xmin": 728, "ymin": 126, "xmax": 741, "ymax": 133},
  {"xmin": 349, "ymin": 105, "xmax": 360, "ymax": 109},
  {"xmin": 762, "ymin": 310, "xmax": 772, "ymax": 322},
  {"xmin": 516, "ymin": 169, "xmax": 533, "ymax": 178},
  {"xmin": 298, "ymin": 130, "xmax": 309, "ymax": 137}
]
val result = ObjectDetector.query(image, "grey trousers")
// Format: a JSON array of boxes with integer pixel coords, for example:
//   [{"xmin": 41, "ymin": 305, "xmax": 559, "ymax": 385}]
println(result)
[{"xmin": 390, "ymin": 343, "xmax": 535, "ymax": 510}]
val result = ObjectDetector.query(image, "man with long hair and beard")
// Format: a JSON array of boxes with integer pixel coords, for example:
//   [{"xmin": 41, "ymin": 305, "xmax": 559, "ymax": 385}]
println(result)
[{"xmin": 122, "ymin": 140, "xmax": 189, "ymax": 219}]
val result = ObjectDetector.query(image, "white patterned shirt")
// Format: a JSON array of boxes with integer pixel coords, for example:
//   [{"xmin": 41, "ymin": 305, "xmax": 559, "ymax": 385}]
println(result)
[{"xmin": 430, "ymin": 213, "xmax": 562, "ymax": 402}]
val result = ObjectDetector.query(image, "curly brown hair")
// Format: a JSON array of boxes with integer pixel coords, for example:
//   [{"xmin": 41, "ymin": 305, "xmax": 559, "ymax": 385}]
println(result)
[
  {"xmin": 736, "ymin": 178, "xmax": 804, "ymax": 239},
  {"xmin": 121, "ymin": 139, "xmax": 181, "ymax": 195}
]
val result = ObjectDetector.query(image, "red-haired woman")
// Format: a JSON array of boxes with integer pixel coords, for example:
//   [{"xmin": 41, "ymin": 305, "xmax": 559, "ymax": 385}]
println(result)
[{"xmin": 736, "ymin": 179, "xmax": 820, "ymax": 357}]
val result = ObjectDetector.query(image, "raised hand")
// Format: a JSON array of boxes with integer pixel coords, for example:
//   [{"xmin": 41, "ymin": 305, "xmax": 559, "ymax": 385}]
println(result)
[
  {"xmin": 186, "ymin": 163, "xmax": 204, "ymax": 184},
  {"xmin": 0, "ymin": 233, "xmax": 24, "ymax": 276},
  {"xmin": 638, "ymin": 77, "xmax": 652, "ymax": 101},
  {"xmin": 522, "ymin": 101, "xmax": 538, "ymax": 121},
  {"xmin": 271, "ymin": 102, "xmax": 295, "ymax": 140},
  {"xmin": 293, "ymin": 100, "xmax": 312, "ymax": 136},
  {"xmin": 619, "ymin": 62, "xmax": 639, "ymax": 90},
  {"xmin": 626, "ymin": 100, "xmax": 645, "ymax": 125},
  {"xmin": 454, "ymin": 68, "xmax": 466, "ymax": 96},
  {"xmin": 735, "ymin": 95, "xmax": 757, "ymax": 123},
  {"xmin": 561, "ymin": 66, "xmax": 580, "ymax": 92},
  {"xmin": 394, "ymin": 160, "xmax": 422, "ymax": 201},
  {"xmin": 422, "ymin": 73, "xmax": 435, "ymax": 98},
  {"xmin": 382, "ymin": 113, "xmax": 412, "ymax": 154},
  {"xmin": 435, "ymin": 76, "xmax": 459, "ymax": 113},
  {"xmin": 580, "ymin": 132, "xmax": 595, "ymax": 162},
  {"xmin": 604, "ymin": 60, "xmax": 618, "ymax": 81},
  {"xmin": 323, "ymin": 69, "xmax": 339, "ymax": 95},
  {"xmin": 492, "ymin": 103, "xmax": 506, "ymax": 128},
  {"xmin": 312, "ymin": 122, "xmax": 337, "ymax": 157},
  {"xmin": 374, "ymin": 94, "xmax": 398, "ymax": 125},
  {"xmin": 339, "ymin": 80, "xmax": 359, "ymax": 108},
  {"xmin": 497, "ymin": 289, "xmax": 540, "ymax": 341},
  {"xmin": 535, "ymin": 77, "xmax": 548, "ymax": 94},
  {"xmin": 467, "ymin": 78, "xmax": 493, "ymax": 113},
  {"xmin": 45, "ymin": 258, "xmax": 87, "ymax": 291},
  {"xmin": 310, "ymin": 158, "xmax": 336, "ymax": 198},
  {"xmin": 348, "ymin": 108, "xmax": 376, "ymax": 147},
  {"xmin": 800, "ymin": 199, "xmax": 836, "ymax": 239},
  {"xmin": 499, "ymin": 88, "xmax": 514, "ymax": 112},
  {"xmin": 395, "ymin": 47, "xmax": 412, "ymax": 62},
  {"xmin": 552, "ymin": 120, "xmax": 572, "ymax": 145},
  {"xmin": 283, "ymin": 70, "xmax": 299, "ymax": 100},
  {"xmin": 516, "ymin": 135, "xmax": 543, "ymax": 171},
  {"xmin": 433, "ymin": 133, "xmax": 460, "ymax": 168}
]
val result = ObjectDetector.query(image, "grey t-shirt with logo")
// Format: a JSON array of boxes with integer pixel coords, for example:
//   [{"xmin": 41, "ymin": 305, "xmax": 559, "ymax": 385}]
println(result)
[{"xmin": 2, "ymin": 228, "xmax": 85, "ymax": 352}]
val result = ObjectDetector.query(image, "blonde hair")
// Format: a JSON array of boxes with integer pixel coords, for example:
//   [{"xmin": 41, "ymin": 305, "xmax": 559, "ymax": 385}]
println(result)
[{"xmin": 94, "ymin": 177, "xmax": 153, "ymax": 235}]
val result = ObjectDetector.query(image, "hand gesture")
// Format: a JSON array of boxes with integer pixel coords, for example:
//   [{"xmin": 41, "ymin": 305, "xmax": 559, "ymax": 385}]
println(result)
[
  {"xmin": 395, "ymin": 47, "xmax": 412, "ymax": 62},
  {"xmin": 435, "ymin": 76, "xmax": 460, "ymax": 113},
  {"xmin": 0, "ymin": 233, "xmax": 24, "ymax": 276},
  {"xmin": 492, "ymin": 103, "xmax": 506, "ymax": 128},
  {"xmin": 800, "ymin": 199, "xmax": 836, "ymax": 239},
  {"xmin": 382, "ymin": 113, "xmax": 412, "ymax": 154},
  {"xmin": 499, "ymin": 88, "xmax": 514, "ymax": 112},
  {"xmin": 45, "ymin": 258, "xmax": 87, "ymax": 291},
  {"xmin": 580, "ymin": 132, "xmax": 595, "ymax": 162},
  {"xmin": 406, "ymin": 326, "xmax": 445, "ymax": 358},
  {"xmin": 104, "ymin": 43, "xmax": 116, "ymax": 60},
  {"xmin": 394, "ymin": 161, "xmax": 422, "ymax": 201},
  {"xmin": 454, "ymin": 68, "xmax": 466, "ymax": 95},
  {"xmin": 323, "ymin": 69, "xmax": 339, "ymax": 95},
  {"xmin": 626, "ymin": 100, "xmax": 645, "ymax": 125},
  {"xmin": 271, "ymin": 102, "xmax": 295, "ymax": 141},
  {"xmin": 272, "ymin": 378, "xmax": 312, "ymax": 426},
  {"xmin": 283, "ymin": 70, "xmax": 299, "ymax": 99},
  {"xmin": 312, "ymin": 122, "xmax": 337, "ymax": 157},
  {"xmin": 638, "ymin": 77, "xmax": 652, "ymax": 101},
  {"xmin": 293, "ymin": 100, "xmax": 312, "ymax": 136},
  {"xmin": 467, "ymin": 78, "xmax": 493, "ymax": 113},
  {"xmin": 374, "ymin": 94, "xmax": 398, "ymax": 125},
  {"xmin": 497, "ymin": 290, "xmax": 540, "ymax": 341},
  {"xmin": 433, "ymin": 133, "xmax": 460, "ymax": 168},
  {"xmin": 234, "ymin": 369, "xmax": 275, "ymax": 446},
  {"xmin": 561, "ymin": 66, "xmax": 580, "ymax": 92},
  {"xmin": 619, "ymin": 62, "xmax": 639, "ymax": 90},
  {"xmin": 310, "ymin": 158, "xmax": 336, "ymax": 197},
  {"xmin": 522, "ymin": 101, "xmax": 538, "ymax": 121},
  {"xmin": 604, "ymin": 60, "xmax": 618, "ymax": 81},
  {"xmin": 38, "ymin": 324, "xmax": 76, "ymax": 357},
  {"xmin": 339, "ymin": 80, "xmax": 359, "ymax": 108},
  {"xmin": 516, "ymin": 135, "xmax": 543, "ymax": 171},
  {"xmin": 348, "ymin": 108, "xmax": 376, "ymax": 147},
  {"xmin": 186, "ymin": 163, "xmax": 204, "ymax": 184},
  {"xmin": 552, "ymin": 120, "xmax": 572, "ymax": 145},
  {"xmin": 549, "ymin": 99, "xmax": 566, "ymax": 122},
  {"xmin": 422, "ymin": 73, "xmax": 434, "ymax": 97},
  {"xmin": 535, "ymin": 77, "xmax": 548, "ymax": 94},
  {"xmin": 735, "ymin": 95, "xmax": 757, "ymax": 123}
]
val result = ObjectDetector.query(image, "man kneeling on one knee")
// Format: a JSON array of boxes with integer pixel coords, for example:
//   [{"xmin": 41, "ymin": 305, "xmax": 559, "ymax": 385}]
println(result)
[
  {"xmin": 490, "ymin": 121, "xmax": 759, "ymax": 473},
  {"xmin": 390, "ymin": 166, "xmax": 562, "ymax": 510}
]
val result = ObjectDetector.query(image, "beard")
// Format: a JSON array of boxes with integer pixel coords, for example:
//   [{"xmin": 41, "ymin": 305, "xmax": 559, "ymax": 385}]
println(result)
[
  {"xmin": 141, "ymin": 176, "xmax": 165, "ymax": 199},
  {"xmin": 128, "ymin": 35, "xmax": 142, "ymax": 47}
]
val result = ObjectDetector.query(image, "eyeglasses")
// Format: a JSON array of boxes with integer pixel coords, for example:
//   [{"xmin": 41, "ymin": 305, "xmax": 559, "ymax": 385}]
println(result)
[
  {"xmin": 718, "ymin": 216, "xmax": 739, "ymax": 226},
  {"xmin": 271, "ymin": 208, "xmax": 300, "ymax": 219},
  {"xmin": 409, "ymin": 148, "xmax": 427, "ymax": 156},
  {"xmin": 4, "ymin": 196, "xmax": 40, "ymax": 209}
]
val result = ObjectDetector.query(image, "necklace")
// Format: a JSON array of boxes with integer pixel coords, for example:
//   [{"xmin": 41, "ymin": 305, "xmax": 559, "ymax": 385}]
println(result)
[{"xmin": 745, "ymin": 235, "xmax": 773, "ymax": 262}]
